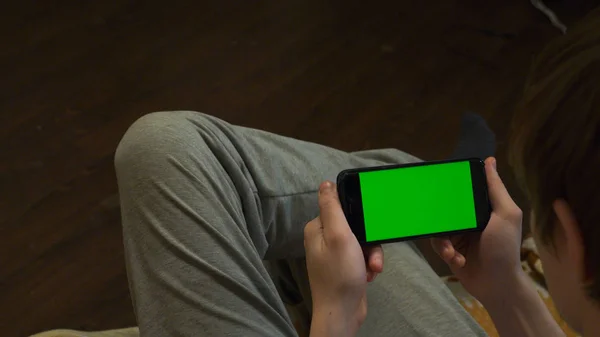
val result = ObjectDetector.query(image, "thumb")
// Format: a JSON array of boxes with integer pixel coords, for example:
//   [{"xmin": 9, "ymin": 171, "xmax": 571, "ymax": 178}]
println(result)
[
  {"xmin": 317, "ymin": 181, "xmax": 349, "ymax": 236},
  {"xmin": 484, "ymin": 157, "xmax": 517, "ymax": 214}
]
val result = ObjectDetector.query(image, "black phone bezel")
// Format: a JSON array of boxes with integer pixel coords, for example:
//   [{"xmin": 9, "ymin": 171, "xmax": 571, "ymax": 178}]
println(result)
[{"xmin": 337, "ymin": 158, "xmax": 491, "ymax": 245}]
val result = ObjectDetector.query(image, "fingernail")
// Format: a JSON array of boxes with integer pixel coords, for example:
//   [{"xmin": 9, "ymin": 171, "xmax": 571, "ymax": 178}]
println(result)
[
  {"xmin": 443, "ymin": 246, "xmax": 450, "ymax": 256},
  {"xmin": 374, "ymin": 255, "xmax": 382, "ymax": 265},
  {"xmin": 452, "ymin": 255, "xmax": 465, "ymax": 267},
  {"xmin": 320, "ymin": 181, "xmax": 333, "ymax": 193},
  {"xmin": 491, "ymin": 158, "xmax": 497, "ymax": 171}
]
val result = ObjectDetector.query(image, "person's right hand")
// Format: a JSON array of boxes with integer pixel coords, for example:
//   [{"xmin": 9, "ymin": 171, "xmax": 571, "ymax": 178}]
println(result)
[{"xmin": 431, "ymin": 157, "xmax": 524, "ymax": 304}]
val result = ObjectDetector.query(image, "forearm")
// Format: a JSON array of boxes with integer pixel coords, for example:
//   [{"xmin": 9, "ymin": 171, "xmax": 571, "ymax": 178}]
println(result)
[{"xmin": 482, "ymin": 271, "xmax": 564, "ymax": 337}]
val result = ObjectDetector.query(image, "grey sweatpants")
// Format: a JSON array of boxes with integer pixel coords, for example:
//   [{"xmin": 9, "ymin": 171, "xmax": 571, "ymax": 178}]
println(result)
[{"xmin": 114, "ymin": 111, "xmax": 486, "ymax": 337}]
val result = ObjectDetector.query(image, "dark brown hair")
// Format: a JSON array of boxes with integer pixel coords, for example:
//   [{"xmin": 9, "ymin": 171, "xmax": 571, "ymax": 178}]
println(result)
[{"xmin": 509, "ymin": 7, "xmax": 600, "ymax": 301}]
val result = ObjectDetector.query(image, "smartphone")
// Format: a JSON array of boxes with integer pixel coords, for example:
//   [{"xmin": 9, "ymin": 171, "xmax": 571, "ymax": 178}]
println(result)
[{"xmin": 337, "ymin": 158, "xmax": 491, "ymax": 245}]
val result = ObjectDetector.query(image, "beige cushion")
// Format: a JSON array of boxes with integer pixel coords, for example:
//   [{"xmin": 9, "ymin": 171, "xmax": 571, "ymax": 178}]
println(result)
[{"xmin": 30, "ymin": 328, "xmax": 139, "ymax": 337}]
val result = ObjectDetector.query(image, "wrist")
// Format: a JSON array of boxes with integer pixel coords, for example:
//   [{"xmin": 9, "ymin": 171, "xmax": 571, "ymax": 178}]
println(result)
[
  {"xmin": 310, "ymin": 304, "xmax": 362, "ymax": 337},
  {"xmin": 479, "ymin": 269, "xmax": 532, "ymax": 309},
  {"xmin": 478, "ymin": 269, "xmax": 564, "ymax": 337}
]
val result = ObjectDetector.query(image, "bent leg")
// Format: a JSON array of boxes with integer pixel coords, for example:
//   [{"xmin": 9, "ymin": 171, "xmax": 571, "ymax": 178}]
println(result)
[
  {"xmin": 115, "ymin": 112, "xmax": 300, "ymax": 336},
  {"xmin": 115, "ymin": 111, "xmax": 485, "ymax": 336}
]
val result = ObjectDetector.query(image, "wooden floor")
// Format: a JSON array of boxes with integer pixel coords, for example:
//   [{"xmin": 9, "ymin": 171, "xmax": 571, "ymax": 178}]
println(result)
[{"xmin": 0, "ymin": 1, "xmax": 591, "ymax": 336}]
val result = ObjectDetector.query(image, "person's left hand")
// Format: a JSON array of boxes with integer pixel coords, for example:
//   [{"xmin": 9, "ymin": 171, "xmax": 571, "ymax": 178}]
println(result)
[{"xmin": 304, "ymin": 181, "xmax": 382, "ymax": 336}]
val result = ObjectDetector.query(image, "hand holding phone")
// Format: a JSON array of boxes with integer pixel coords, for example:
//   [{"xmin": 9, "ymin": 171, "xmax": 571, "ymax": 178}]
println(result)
[
  {"xmin": 304, "ymin": 181, "xmax": 370, "ymax": 337},
  {"xmin": 431, "ymin": 157, "xmax": 524, "ymax": 305},
  {"xmin": 337, "ymin": 158, "xmax": 491, "ymax": 244}
]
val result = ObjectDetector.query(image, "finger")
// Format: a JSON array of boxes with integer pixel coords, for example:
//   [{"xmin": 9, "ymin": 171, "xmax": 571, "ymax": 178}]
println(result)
[
  {"xmin": 367, "ymin": 270, "xmax": 377, "ymax": 283},
  {"xmin": 317, "ymin": 181, "xmax": 350, "ymax": 236},
  {"xmin": 431, "ymin": 238, "xmax": 467, "ymax": 272},
  {"xmin": 430, "ymin": 237, "xmax": 456, "ymax": 264},
  {"xmin": 450, "ymin": 253, "xmax": 466, "ymax": 268},
  {"xmin": 364, "ymin": 245, "xmax": 384, "ymax": 274},
  {"xmin": 484, "ymin": 157, "xmax": 518, "ymax": 213},
  {"xmin": 303, "ymin": 217, "xmax": 323, "ymax": 248}
]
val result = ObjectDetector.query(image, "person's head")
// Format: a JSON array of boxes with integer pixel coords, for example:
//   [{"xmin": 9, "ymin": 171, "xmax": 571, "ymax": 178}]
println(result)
[{"xmin": 509, "ymin": 7, "xmax": 600, "ymax": 333}]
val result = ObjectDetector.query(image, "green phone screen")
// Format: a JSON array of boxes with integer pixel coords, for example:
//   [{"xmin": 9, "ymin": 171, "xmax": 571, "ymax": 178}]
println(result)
[{"xmin": 358, "ymin": 161, "xmax": 477, "ymax": 242}]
